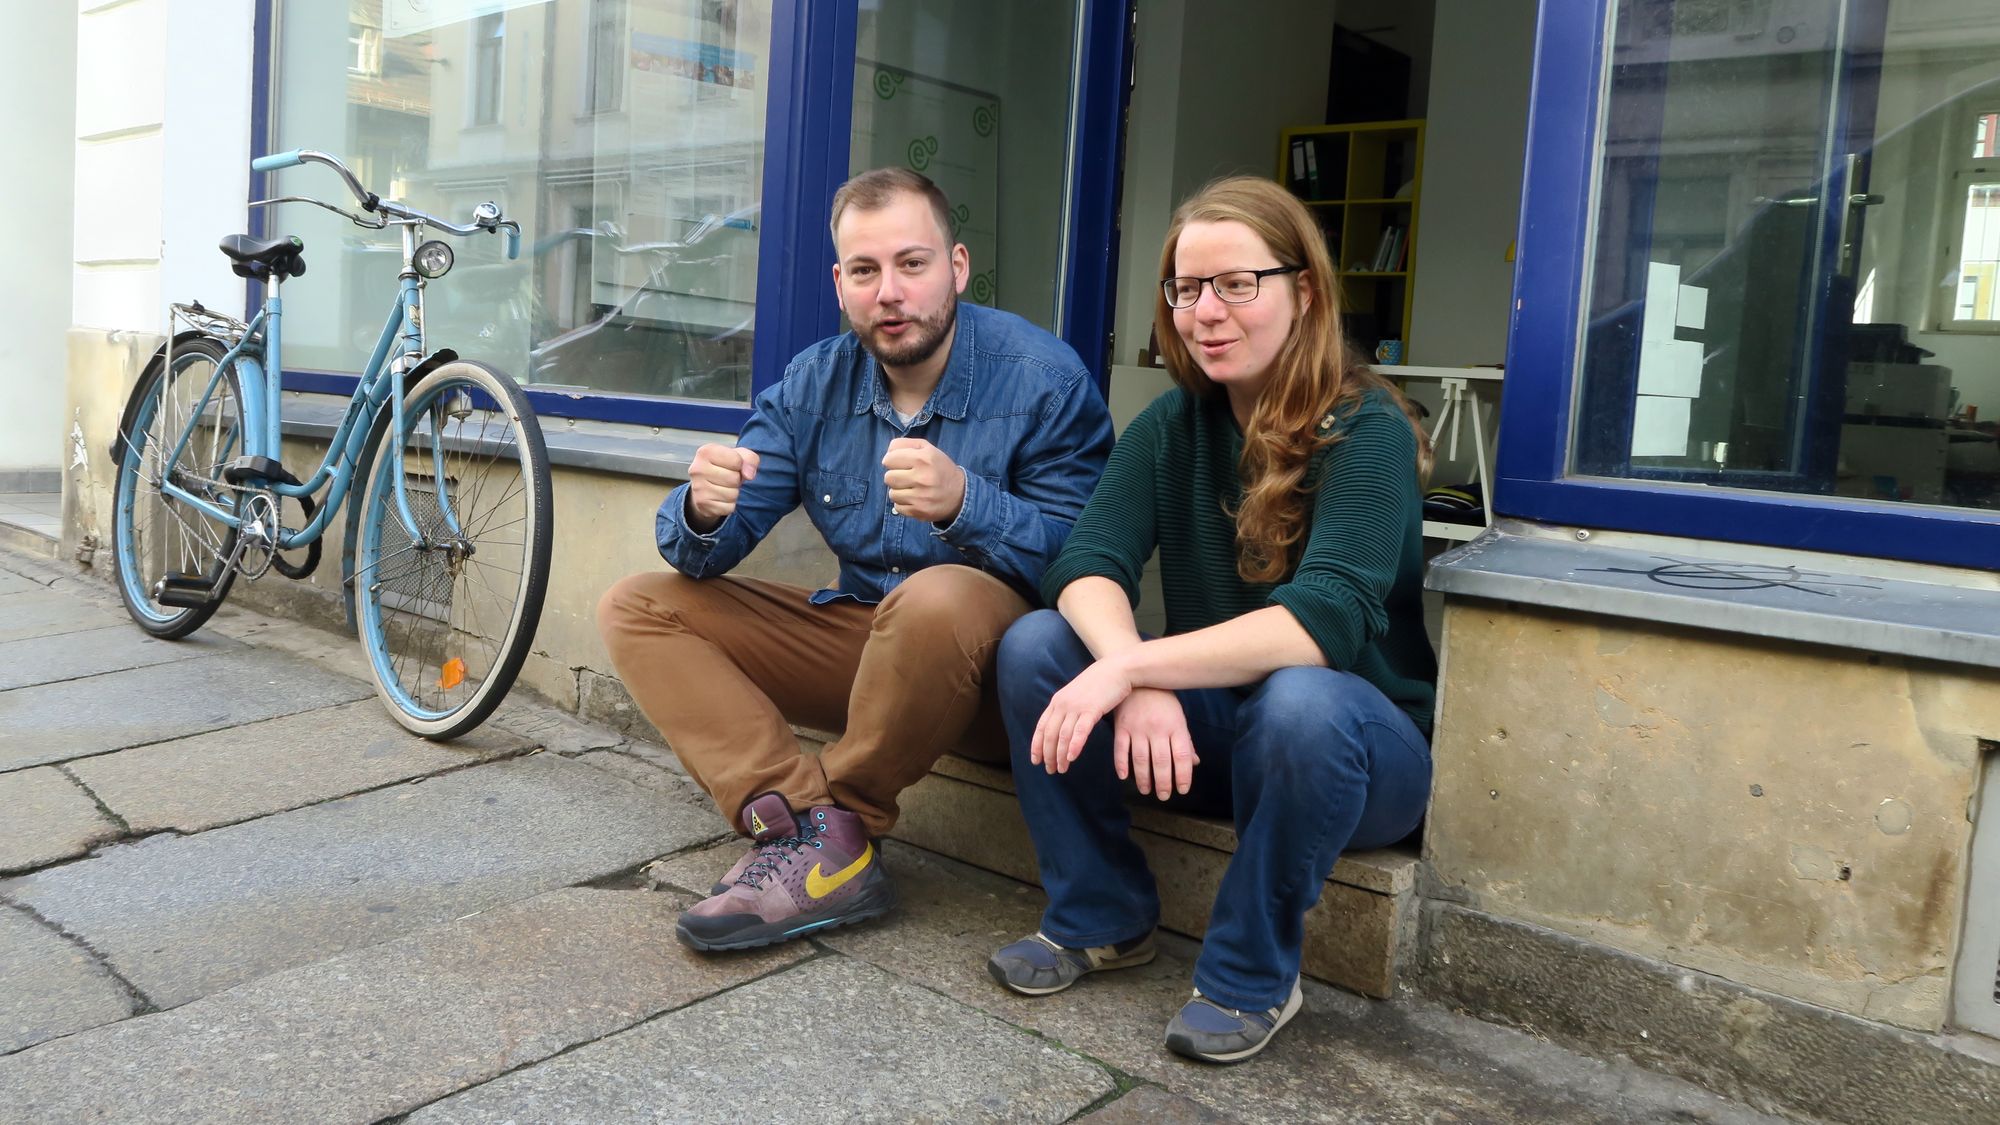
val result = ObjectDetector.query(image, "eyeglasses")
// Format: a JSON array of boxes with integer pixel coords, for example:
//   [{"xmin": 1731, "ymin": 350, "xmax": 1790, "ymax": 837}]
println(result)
[{"xmin": 1161, "ymin": 266, "xmax": 1302, "ymax": 308}]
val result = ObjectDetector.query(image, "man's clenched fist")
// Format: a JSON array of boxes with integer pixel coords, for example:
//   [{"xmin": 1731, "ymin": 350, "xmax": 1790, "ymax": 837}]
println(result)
[
  {"xmin": 882, "ymin": 438, "xmax": 966, "ymax": 524},
  {"xmin": 686, "ymin": 442, "xmax": 761, "ymax": 533}
]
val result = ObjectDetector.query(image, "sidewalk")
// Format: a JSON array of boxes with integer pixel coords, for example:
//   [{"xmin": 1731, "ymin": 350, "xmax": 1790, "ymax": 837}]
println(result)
[{"xmin": 0, "ymin": 542, "xmax": 1793, "ymax": 1123}]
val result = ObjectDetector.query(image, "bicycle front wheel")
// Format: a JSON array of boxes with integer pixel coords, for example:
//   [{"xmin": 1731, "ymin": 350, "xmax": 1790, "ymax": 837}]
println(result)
[
  {"xmin": 354, "ymin": 361, "xmax": 552, "ymax": 739},
  {"xmin": 111, "ymin": 334, "xmax": 245, "ymax": 638}
]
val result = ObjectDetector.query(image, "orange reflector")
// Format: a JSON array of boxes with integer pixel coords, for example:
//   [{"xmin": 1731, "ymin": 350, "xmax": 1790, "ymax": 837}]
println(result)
[{"xmin": 439, "ymin": 657, "xmax": 466, "ymax": 690}]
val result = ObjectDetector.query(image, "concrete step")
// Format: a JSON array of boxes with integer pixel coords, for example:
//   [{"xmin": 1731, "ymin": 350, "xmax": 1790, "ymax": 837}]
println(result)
[
  {"xmin": 877, "ymin": 748, "xmax": 1421, "ymax": 1000},
  {"xmin": 0, "ymin": 516, "xmax": 58, "ymax": 560}
]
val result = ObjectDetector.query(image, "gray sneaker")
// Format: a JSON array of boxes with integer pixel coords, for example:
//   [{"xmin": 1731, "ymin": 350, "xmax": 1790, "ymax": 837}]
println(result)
[
  {"xmin": 987, "ymin": 931, "xmax": 1156, "ymax": 996},
  {"xmin": 1163, "ymin": 978, "xmax": 1304, "ymax": 1064}
]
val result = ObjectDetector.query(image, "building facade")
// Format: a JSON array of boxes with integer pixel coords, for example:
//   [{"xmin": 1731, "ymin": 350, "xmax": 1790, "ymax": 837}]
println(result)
[{"xmin": 13, "ymin": 2, "xmax": 2000, "ymax": 1118}]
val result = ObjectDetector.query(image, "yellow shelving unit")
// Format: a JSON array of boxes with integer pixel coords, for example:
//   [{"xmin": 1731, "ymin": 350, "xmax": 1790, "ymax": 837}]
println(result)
[{"xmin": 1276, "ymin": 119, "xmax": 1425, "ymax": 353}]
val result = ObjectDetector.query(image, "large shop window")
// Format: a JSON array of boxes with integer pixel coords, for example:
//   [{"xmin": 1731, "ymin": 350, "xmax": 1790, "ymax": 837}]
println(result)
[
  {"xmin": 1502, "ymin": 0, "xmax": 2000, "ymax": 568},
  {"xmin": 270, "ymin": 0, "xmax": 773, "ymax": 406}
]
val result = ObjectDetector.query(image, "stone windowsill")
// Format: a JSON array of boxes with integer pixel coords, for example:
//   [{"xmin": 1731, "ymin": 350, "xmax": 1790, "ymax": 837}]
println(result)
[{"xmin": 1425, "ymin": 520, "xmax": 2000, "ymax": 669}]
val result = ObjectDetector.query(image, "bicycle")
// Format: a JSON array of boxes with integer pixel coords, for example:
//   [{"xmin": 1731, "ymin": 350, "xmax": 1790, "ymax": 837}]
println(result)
[{"xmin": 109, "ymin": 148, "xmax": 553, "ymax": 740}]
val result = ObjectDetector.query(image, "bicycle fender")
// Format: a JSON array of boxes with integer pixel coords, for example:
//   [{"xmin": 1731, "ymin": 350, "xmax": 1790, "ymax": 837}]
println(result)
[{"xmin": 338, "ymin": 348, "xmax": 461, "ymax": 634}]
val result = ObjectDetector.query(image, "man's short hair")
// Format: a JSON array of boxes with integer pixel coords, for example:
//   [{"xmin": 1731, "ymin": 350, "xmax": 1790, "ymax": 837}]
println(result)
[{"xmin": 829, "ymin": 167, "xmax": 956, "ymax": 250}]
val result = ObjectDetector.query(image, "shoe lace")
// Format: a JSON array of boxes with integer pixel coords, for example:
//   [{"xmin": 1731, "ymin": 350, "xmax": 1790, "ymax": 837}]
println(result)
[{"xmin": 733, "ymin": 818, "xmax": 825, "ymax": 888}]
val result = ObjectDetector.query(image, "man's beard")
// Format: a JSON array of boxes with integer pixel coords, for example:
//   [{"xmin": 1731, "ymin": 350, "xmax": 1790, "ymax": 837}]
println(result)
[{"xmin": 860, "ymin": 290, "xmax": 958, "ymax": 370}]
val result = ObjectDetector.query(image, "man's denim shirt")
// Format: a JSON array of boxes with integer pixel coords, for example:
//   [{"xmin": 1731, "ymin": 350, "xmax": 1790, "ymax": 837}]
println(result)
[{"xmin": 656, "ymin": 303, "xmax": 1115, "ymax": 606}]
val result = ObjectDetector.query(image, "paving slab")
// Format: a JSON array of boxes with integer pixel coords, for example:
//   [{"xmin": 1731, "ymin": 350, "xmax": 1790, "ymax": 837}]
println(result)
[
  {"xmin": 491, "ymin": 697, "xmax": 630, "ymax": 757},
  {"xmin": 0, "ymin": 569, "xmax": 39, "ymax": 597},
  {"xmin": 0, "ymin": 767, "xmax": 122, "ymax": 874},
  {"xmin": 0, "ymin": 646, "xmax": 373, "ymax": 774},
  {"xmin": 68, "ymin": 700, "xmax": 532, "ymax": 834},
  {"xmin": 406, "ymin": 955, "xmax": 1116, "ymax": 1124},
  {"xmin": 799, "ymin": 844, "xmax": 1783, "ymax": 1125},
  {"xmin": 572, "ymin": 749, "xmax": 718, "ymax": 815},
  {"xmin": 0, "ymin": 623, "xmax": 239, "ymax": 692},
  {"xmin": 0, "ymin": 906, "xmax": 135, "ymax": 1056},
  {"xmin": 0, "ymin": 585, "xmax": 126, "ymax": 644},
  {"xmin": 205, "ymin": 610, "xmax": 377, "ymax": 685},
  {"xmin": 1078, "ymin": 1085, "xmax": 1239, "ymax": 1123},
  {"xmin": 0, "ymin": 887, "xmax": 808, "ymax": 1123},
  {"xmin": 0, "ymin": 754, "xmax": 726, "ymax": 1008}
]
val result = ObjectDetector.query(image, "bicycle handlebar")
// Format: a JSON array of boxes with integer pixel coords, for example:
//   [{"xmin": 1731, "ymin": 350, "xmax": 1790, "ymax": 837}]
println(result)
[
  {"xmin": 251, "ymin": 148, "xmax": 520, "ymax": 258},
  {"xmin": 250, "ymin": 149, "xmax": 304, "ymax": 173}
]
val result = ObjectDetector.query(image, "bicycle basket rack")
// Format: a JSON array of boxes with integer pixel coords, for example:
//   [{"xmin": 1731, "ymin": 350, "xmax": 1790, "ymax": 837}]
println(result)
[{"xmin": 169, "ymin": 301, "xmax": 253, "ymax": 349}]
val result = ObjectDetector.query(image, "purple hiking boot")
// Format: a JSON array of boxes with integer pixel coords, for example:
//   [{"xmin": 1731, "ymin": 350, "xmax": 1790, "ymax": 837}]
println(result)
[
  {"xmin": 676, "ymin": 804, "xmax": 896, "ymax": 951},
  {"xmin": 708, "ymin": 792, "xmax": 795, "ymax": 894}
]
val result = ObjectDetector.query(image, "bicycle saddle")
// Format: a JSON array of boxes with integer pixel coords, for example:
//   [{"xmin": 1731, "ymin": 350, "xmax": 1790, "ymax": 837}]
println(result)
[{"xmin": 219, "ymin": 233, "xmax": 307, "ymax": 280}]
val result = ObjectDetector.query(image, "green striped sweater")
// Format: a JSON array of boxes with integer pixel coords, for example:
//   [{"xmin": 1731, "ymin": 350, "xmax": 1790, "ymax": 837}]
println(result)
[{"xmin": 1040, "ymin": 386, "xmax": 1437, "ymax": 734}]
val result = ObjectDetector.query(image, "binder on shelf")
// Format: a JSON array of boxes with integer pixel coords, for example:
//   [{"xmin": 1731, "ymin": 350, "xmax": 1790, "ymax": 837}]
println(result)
[
  {"xmin": 1303, "ymin": 139, "xmax": 1321, "ymax": 198},
  {"xmin": 1289, "ymin": 140, "xmax": 1308, "ymax": 195}
]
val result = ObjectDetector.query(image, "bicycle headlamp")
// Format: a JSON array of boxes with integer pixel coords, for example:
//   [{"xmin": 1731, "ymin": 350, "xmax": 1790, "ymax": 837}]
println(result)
[{"xmin": 414, "ymin": 240, "xmax": 454, "ymax": 279}]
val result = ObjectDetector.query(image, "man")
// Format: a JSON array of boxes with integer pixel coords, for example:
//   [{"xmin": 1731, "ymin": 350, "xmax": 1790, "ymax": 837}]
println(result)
[{"xmin": 597, "ymin": 167, "xmax": 1114, "ymax": 952}]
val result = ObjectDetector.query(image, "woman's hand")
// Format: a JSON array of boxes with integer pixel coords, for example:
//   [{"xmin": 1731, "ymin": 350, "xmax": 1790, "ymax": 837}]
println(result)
[
  {"xmin": 1030, "ymin": 659, "xmax": 1135, "ymax": 774},
  {"xmin": 1113, "ymin": 687, "xmax": 1198, "ymax": 800}
]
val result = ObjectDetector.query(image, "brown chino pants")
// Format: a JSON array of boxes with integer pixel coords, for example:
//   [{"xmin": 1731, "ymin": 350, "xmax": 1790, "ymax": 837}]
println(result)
[{"xmin": 595, "ymin": 564, "xmax": 1030, "ymax": 839}]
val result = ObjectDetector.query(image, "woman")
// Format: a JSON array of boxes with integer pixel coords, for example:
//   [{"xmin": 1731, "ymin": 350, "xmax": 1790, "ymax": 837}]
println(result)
[{"xmin": 988, "ymin": 176, "xmax": 1437, "ymax": 1064}]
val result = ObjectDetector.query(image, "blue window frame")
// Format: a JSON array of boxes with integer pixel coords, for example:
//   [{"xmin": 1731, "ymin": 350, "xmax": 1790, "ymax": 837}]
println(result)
[
  {"xmin": 247, "ymin": 0, "xmax": 1132, "ymax": 436},
  {"xmin": 1497, "ymin": 0, "xmax": 2000, "ymax": 570}
]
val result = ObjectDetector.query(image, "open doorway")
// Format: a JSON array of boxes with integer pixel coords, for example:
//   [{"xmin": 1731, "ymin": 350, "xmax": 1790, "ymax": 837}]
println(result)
[{"xmin": 1106, "ymin": 1, "xmax": 1538, "ymax": 638}]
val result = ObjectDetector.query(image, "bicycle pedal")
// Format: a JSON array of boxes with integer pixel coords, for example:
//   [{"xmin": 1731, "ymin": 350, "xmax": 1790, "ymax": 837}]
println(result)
[{"xmin": 153, "ymin": 574, "xmax": 221, "ymax": 608}]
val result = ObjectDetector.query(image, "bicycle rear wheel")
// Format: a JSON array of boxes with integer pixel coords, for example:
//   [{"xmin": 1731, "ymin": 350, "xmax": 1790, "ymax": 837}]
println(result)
[
  {"xmin": 110, "ymin": 334, "xmax": 245, "ymax": 638},
  {"xmin": 354, "ymin": 360, "xmax": 552, "ymax": 739}
]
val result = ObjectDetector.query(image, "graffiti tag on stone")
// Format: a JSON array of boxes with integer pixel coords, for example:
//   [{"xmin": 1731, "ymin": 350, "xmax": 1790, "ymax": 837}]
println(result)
[{"xmin": 1579, "ymin": 556, "xmax": 1879, "ymax": 598}]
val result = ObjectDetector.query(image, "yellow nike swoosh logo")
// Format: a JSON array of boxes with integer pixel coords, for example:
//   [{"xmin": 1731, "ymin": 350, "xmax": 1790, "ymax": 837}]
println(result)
[{"xmin": 805, "ymin": 843, "xmax": 874, "ymax": 898}]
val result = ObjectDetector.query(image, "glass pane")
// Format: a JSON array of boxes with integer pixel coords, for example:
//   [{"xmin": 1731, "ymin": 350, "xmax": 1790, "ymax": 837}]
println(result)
[
  {"xmin": 1572, "ymin": 1, "xmax": 2000, "ymax": 512},
  {"xmin": 272, "ymin": 0, "xmax": 771, "ymax": 403},
  {"xmin": 849, "ymin": 0, "xmax": 1079, "ymax": 331}
]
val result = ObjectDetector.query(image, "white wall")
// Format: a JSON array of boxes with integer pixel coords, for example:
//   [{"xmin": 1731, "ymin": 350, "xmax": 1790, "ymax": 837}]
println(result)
[
  {"xmin": 1406, "ymin": 0, "xmax": 1536, "ymax": 368},
  {"xmin": 162, "ymin": 1, "xmax": 255, "ymax": 326},
  {"xmin": 74, "ymin": 0, "xmax": 168, "ymax": 333},
  {"xmin": 0, "ymin": 5, "xmax": 77, "ymax": 471},
  {"xmin": 73, "ymin": 0, "xmax": 253, "ymax": 338}
]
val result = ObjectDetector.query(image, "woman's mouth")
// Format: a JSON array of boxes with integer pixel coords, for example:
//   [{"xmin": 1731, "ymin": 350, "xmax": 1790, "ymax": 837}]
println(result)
[{"xmin": 1196, "ymin": 338, "xmax": 1234, "ymax": 357}]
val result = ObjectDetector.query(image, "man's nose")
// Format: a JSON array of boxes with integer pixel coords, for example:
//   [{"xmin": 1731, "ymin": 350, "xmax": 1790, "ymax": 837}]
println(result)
[{"xmin": 876, "ymin": 271, "xmax": 905, "ymax": 304}]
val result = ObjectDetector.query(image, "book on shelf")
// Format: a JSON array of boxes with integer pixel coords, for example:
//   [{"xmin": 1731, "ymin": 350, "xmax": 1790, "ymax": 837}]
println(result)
[{"xmin": 1368, "ymin": 225, "xmax": 1406, "ymax": 272}]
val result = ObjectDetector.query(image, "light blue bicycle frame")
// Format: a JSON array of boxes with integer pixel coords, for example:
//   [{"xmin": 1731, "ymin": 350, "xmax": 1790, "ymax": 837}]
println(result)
[{"xmin": 157, "ymin": 227, "xmax": 457, "ymax": 553}]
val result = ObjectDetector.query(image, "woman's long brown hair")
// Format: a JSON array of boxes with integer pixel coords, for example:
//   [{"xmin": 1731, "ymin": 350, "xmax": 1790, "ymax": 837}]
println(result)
[{"xmin": 1153, "ymin": 176, "xmax": 1433, "ymax": 584}]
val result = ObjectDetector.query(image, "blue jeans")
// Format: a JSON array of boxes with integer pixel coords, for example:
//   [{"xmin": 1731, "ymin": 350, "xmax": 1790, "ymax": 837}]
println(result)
[{"xmin": 996, "ymin": 609, "xmax": 1434, "ymax": 1012}]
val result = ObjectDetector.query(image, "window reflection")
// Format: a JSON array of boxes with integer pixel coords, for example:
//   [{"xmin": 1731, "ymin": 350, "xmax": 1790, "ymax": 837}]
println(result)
[
  {"xmin": 1575, "ymin": 0, "xmax": 2000, "ymax": 511},
  {"xmin": 275, "ymin": 0, "xmax": 770, "ymax": 403}
]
